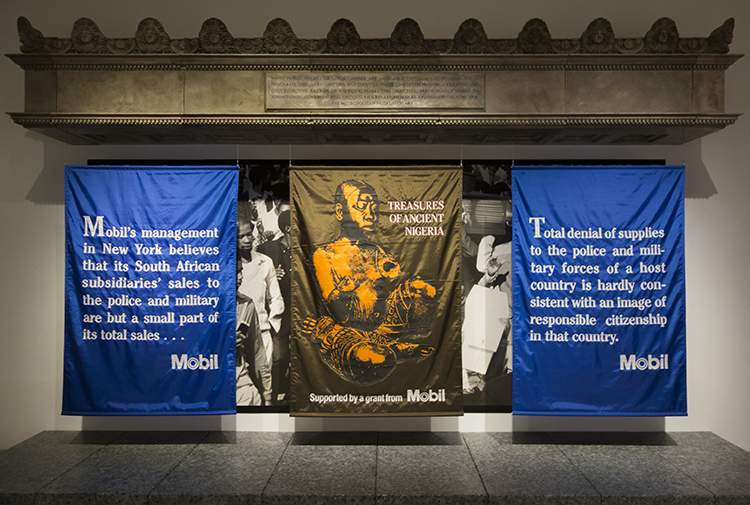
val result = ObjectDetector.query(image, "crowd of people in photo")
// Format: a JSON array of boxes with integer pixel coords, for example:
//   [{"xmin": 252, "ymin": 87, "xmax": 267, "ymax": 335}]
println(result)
[
  {"xmin": 235, "ymin": 164, "xmax": 291, "ymax": 406},
  {"xmin": 461, "ymin": 164, "xmax": 513, "ymax": 407}
]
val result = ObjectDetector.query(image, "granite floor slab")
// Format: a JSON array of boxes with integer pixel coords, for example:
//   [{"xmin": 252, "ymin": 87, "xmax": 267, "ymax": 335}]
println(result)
[
  {"xmin": 262, "ymin": 432, "xmax": 377, "ymax": 505},
  {"xmin": 149, "ymin": 432, "xmax": 293, "ymax": 505},
  {"xmin": 0, "ymin": 431, "xmax": 122, "ymax": 505},
  {"xmin": 644, "ymin": 432, "xmax": 750, "ymax": 504},
  {"xmin": 555, "ymin": 439, "xmax": 715, "ymax": 504},
  {"xmin": 34, "ymin": 431, "xmax": 210, "ymax": 505},
  {"xmin": 376, "ymin": 432, "xmax": 486, "ymax": 505},
  {"xmin": 464, "ymin": 432, "xmax": 600, "ymax": 504},
  {"xmin": 1, "ymin": 431, "xmax": 749, "ymax": 505}
]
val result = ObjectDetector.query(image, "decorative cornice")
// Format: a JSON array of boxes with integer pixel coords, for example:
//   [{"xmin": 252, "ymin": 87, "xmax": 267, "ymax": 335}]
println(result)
[
  {"xmin": 16, "ymin": 16, "xmax": 735, "ymax": 56},
  {"xmin": 8, "ymin": 55, "xmax": 742, "ymax": 73},
  {"xmin": 8, "ymin": 112, "xmax": 738, "ymax": 146},
  {"xmin": 8, "ymin": 17, "xmax": 742, "ymax": 146},
  {"xmin": 9, "ymin": 113, "xmax": 739, "ymax": 129}
]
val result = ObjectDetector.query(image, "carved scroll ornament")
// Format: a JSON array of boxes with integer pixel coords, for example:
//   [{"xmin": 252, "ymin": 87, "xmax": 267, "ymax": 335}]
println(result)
[{"xmin": 17, "ymin": 16, "xmax": 734, "ymax": 55}]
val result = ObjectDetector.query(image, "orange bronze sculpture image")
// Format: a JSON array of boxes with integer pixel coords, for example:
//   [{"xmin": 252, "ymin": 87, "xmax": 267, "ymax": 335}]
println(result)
[{"xmin": 302, "ymin": 180, "xmax": 438, "ymax": 385}]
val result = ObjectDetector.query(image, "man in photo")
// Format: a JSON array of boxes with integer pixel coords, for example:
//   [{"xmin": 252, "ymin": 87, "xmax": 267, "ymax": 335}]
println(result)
[
  {"xmin": 237, "ymin": 219, "xmax": 284, "ymax": 380},
  {"xmin": 257, "ymin": 210, "xmax": 292, "ymax": 404}
]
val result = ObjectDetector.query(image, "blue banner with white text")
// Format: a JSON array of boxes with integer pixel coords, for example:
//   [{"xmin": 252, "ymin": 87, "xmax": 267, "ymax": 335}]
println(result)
[
  {"xmin": 63, "ymin": 166, "xmax": 238, "ymax": 415},
  {"xmin": 512, "ymin": 166, "xmax": 686, "ymax": 415}
]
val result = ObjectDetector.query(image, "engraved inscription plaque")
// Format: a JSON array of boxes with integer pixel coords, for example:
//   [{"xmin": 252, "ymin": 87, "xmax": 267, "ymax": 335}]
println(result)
[{"xmin": 266, "ymin": 72, "xmax": 485, "ymax": 110}]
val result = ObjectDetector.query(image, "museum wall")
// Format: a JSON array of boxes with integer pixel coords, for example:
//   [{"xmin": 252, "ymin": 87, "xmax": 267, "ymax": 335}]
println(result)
[{"xmin": 1, "ymin": 0, "xmax": 749, "ymax": 451}]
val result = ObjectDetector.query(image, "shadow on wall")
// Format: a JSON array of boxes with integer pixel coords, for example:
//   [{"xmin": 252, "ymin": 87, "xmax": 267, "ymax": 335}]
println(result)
[
  {"xmin": 293, "ymin": 416, "xmax": 451, "ymax": 432},
  {"xmin": 512, "ymin": 415, "xmax": 666, "ymax": 433},
  {"xmin": 25, "ymin": 131, "xmax": 66, "ymax": 205},
  {"xmin": 683, "ymin": 139, "xmax": 717, "ymax": 200},
  {"xmin": 82, "ymin": 415, "xmax": 230, "ymax": 432},
  {"xmin": 24, "ymin": 129, "xmax": 718, "ymax": 204}
]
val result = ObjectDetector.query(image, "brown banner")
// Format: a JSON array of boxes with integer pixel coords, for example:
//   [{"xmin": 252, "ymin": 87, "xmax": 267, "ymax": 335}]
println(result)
[{"xmin": 290, "ymin": 167, "xmax": 463, "ymax": 416}]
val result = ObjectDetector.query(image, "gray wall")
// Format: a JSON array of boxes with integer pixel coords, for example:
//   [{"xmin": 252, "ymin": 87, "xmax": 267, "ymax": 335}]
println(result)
[{"xmin": 2, "ymin": 0, "xmax": 749, "ymax": 451}]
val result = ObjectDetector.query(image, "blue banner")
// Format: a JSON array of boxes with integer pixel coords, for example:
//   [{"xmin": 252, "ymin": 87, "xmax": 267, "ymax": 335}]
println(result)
[
  {"xmin": 64, "ymin": 166, "xmax": 238, "ymax": 415},
  {"xmin": 512, "ymin": 166, "xmax": 686, "ymax": 416}
]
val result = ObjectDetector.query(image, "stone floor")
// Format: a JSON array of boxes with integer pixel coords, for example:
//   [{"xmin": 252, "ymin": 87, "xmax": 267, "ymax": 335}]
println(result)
[{"xmin": 1, "ymin": 430, "xmax": 749, "ymax": 504}]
